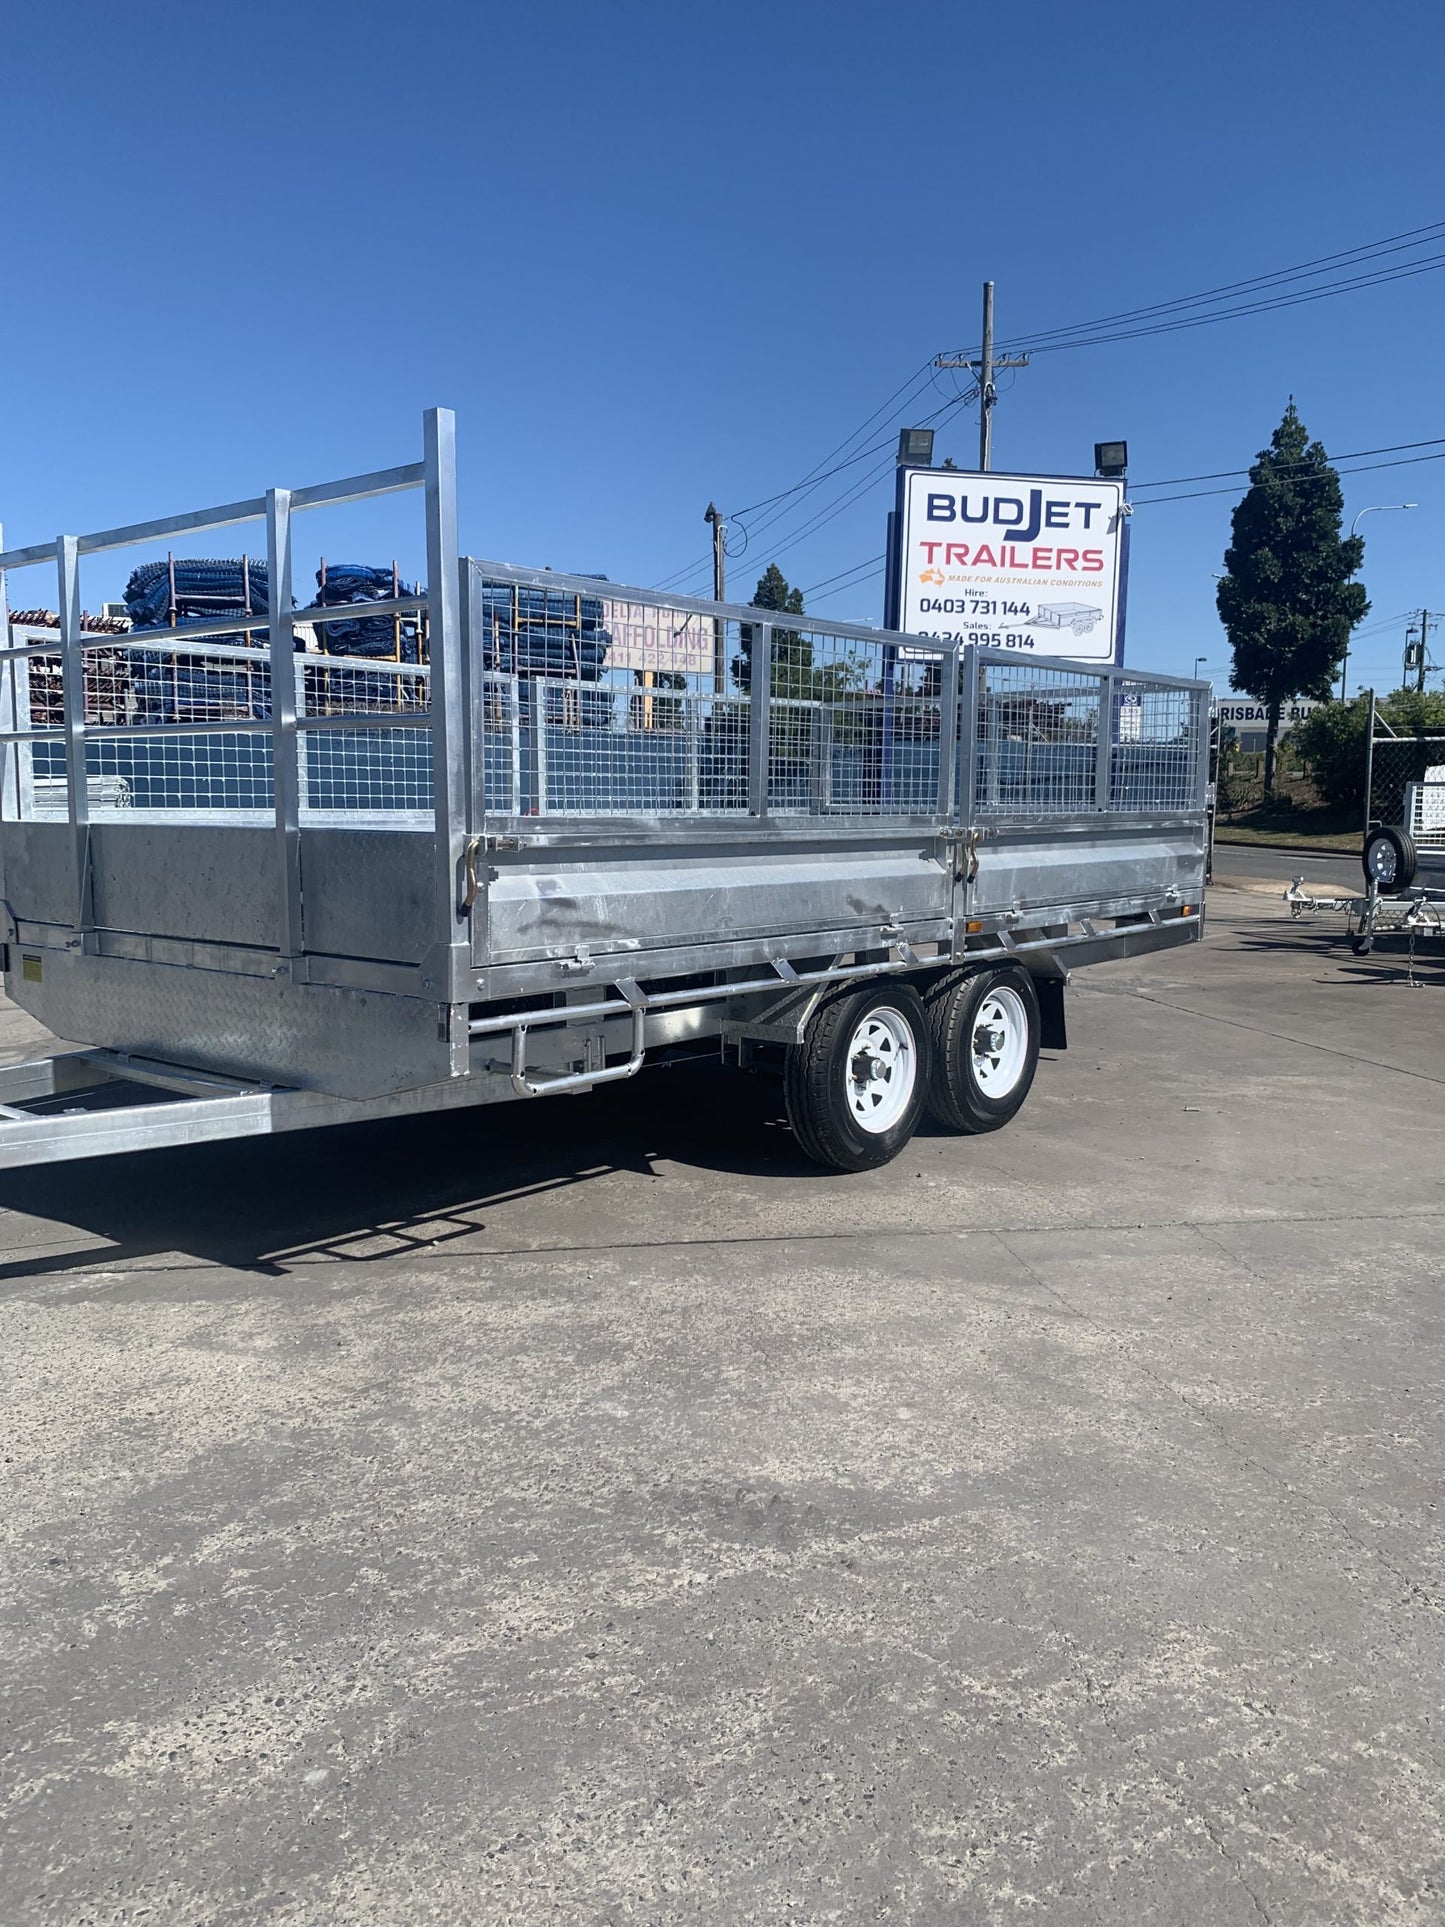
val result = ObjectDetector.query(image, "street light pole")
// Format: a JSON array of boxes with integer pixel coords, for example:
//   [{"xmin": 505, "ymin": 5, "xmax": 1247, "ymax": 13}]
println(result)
[{"xmin": 1341, "ymin": 503, "xmax": 1416, "ymax": 699}]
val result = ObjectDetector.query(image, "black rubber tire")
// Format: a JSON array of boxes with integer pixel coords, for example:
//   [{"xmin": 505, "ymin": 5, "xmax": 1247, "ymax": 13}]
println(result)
[
  {"xmin": 922, "ymin": 965, "xmax": 1041, "ymax": 1134},
  {"xmin": 783, "ymin": 982, "xmax": 930, "ymax": 1172},
  {"xmin": 1362, "ymin": 825, "xmax": 1417, "ymax": 893}
]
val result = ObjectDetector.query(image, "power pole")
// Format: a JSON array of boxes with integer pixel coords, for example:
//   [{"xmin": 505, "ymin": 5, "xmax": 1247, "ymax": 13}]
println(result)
[
  {"xmin": 934, "ymin": 281, "xmax": 1030, "ymax": 472},
  {"xmin": 1408, "ymin": 608, "xmax": 1438, "ymax": 692},
  {"xmin": 704, "ymin": 502, "xmax": 726, "ymax": 692}
]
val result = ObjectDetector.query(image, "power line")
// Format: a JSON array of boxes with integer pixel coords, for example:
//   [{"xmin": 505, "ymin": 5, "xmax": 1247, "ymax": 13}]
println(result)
[
  {"xmin": 1011, "ymin": 253, "xmax": 1445, "ymax": 357},
  {"xmin": 650, "ymin": 360, "xmax": 941, "ymax": 591},
  {"xmin": 807, "ymin": 566, "xmax": 885, "ymax": 607},
  {"xmin": 1131, "ymin": 434, "xmax": 1445, "ymax": 493},
  {"xmin": 652, "ymin": 216, "xmax": 1445, "ymax": 589},
  {"xmin": 799, "ymin": 555, "xmax": 887, "ymax": 596},
  {"xmin": 981, "ymin": 218, "xmax": 1445, "ymax": 354},
  {"xmin": 1135, "ymin": 447, "xmax": 1445, "ymax": 506}
]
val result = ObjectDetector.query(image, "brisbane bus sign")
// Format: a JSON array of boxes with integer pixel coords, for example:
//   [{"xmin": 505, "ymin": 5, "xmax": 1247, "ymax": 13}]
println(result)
[{"xmin": 886, "ymin": 468, "xmax": 1129, "ymax": 664}]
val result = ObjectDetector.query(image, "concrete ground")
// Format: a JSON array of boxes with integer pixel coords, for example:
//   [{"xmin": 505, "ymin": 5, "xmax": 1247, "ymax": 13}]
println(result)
[{"xmin": 2, "ymin": 887, "xmax": 1443, "ymax": 1925}]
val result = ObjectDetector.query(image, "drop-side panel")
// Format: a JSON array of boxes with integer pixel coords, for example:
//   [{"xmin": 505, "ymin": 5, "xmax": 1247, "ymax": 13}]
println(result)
[
  {"xmin": 478, "ymin": 843, "xmax": 956, "ymax": 967},
  {"xmin": 1, "ymin": 948, "xmax": 450, "ymax": 1098},
  {"xmin": 971, "ymin": 823, "xmax": 1206, "ymax": 920},
  {"xmin": 0, "ymin": 821, "xmax": 437, "ymax": 965},
  {"xmin": 300, "ymin": 827, "xmax": 433, "ymax": 964},
  {"xmin": 0, "ymin": 821, "xmax": 73, "ymax": 927},
  {"xmin": 1, "ymin": 820, "xmax": 279, "ymax": 947}
]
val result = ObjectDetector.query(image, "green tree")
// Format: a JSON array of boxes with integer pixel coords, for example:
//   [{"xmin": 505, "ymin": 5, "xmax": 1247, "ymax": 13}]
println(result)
[
  {"xmin": 1216, "ymin": 401, "xmax": 1368, "ymax": 795},
  {"xmin": 732, "ymin": 562, "xmax": 808, "ymax": 693}
]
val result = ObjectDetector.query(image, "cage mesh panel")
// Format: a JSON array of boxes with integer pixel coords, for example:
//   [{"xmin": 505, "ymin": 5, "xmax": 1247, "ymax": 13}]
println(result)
[
  {"xmin": 476, "ymin": 600, "xmax": 754, "ymax": 817},
  {"xmin": 972, "ymin": 662, "xmax": 1199, "ymax": 815},
  {"xmin": 1110, "ymin": 679, "xmax": 1201, "ymax": 813},
  {"xmin": 763, "ymin": 628, "xmax": 944, "ymax": 816},
  {"xmin": 1405, "ymin": 772, "xmax": 1445, "ymax": 845},
  {"xmin": 975, "ymin": 660, "xmax": 1103, "ymax": 814},
  {"xmin": 301, "ymin": 657, "xmax": 429, "ymax": 718},
  {"xmin": 1368, "ymin": 736, "xmax": 1445, "ymax": 842},
  {"xmin": 9, "ymin": 600, "xmax": 1205, "ymax": 827},
  {"xmin": 302, "ymin": 726, "xmax": 433, "ymax": 816},
  {"xmin": 14, "ymin": 641, "xmax": 441, "ymax": 819}
]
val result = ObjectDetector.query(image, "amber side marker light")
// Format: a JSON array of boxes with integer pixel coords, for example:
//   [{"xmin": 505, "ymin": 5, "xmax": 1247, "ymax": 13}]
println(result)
[
  {"xmin": 1180, "ymin": 904, "xmax": 1196, "ymax": 916},
  {"xmin": 965, "ymin": 919, "xmax": 984, "ymax": 934}
]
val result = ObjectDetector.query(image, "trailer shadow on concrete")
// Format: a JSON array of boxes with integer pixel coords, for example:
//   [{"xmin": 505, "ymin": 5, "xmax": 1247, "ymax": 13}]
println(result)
[{"xmin": 0, "ymin": 1046, "xmax": 1070, "ymax": 1288}]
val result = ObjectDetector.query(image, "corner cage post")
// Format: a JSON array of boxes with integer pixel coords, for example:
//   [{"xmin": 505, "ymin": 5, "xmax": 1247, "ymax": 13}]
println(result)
[{"xmin": 423, "ymin": 407, "xmax": 470, "ymax": 1019}]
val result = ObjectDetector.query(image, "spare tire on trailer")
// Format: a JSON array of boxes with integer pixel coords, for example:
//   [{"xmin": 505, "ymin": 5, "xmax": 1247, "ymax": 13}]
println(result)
[
  {"xmin": 1362, "ymin": 825, "xmax": 1417, "ymax": 893},
  {"xmin": 922, "ymin": 965, "xmax": 1041, "ymax": 1133},
  {"xmin": 784, "ymin": 982, "xmax": 930, "ymax": 1171}
]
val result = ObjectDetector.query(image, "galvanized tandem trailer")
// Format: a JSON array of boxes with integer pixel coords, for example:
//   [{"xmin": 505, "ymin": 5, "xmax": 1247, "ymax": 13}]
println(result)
[{"xmin": 0, "ymin": 412, "xmax": 1209, "ymax": 1172}]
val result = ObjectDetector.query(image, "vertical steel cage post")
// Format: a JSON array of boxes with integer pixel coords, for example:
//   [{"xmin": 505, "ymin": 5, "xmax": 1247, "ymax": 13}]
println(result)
[
  {"xmin": 1363, "ymin": 688, "xmax": 1377, "ymax": 835},
  {"xmin": 0, "ymin": 523, "xmax": 13, "ymax": 823},
  {"xmin": 56, "ymin": 533, "xmax": 93, "ymax": 941},
  {"xmin": 748, "ymin": 622, "xmax": 772, "ymax": 817},
  {"xmin": 1094, "ymin": 667, "xmax": 1116, "ymax": 811},
  {"xmin": 936, "ymin": 644, "xmax": 960, "ymax": 822},
  {"xmin": 423, "ymin": 408, "xmax": 470, "ymax": 1032},
  {"xmin": 266, "ymin": 487, "xmax": 303, "ymax": 961},
  {"xmin": 959, "ymin": 643, "xmax": 981, "ymax": 830},
  {"xmin": 461, "ymin": 557, "xmax": 485, "ymax": 838}
]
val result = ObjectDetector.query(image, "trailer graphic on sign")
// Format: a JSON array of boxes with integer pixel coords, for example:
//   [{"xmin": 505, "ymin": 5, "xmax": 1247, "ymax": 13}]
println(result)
[{"xmin": 890, "ymin": 469, "xmax": 1127, "ymax": 663}]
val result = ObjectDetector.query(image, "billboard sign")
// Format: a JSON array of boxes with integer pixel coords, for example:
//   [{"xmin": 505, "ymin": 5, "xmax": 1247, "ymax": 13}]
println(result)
[
  {"xmin": 890, "ymin": 468, "xmax": 1128, "ymax": 664},
  {"xmin": 1212, "ymin": 699, "xmax": 1319, "ymax": 731}
]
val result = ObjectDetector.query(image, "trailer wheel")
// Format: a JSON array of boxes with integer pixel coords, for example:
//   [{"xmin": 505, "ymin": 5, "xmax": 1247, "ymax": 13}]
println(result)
[
  {"xmin": 784, "ymin": 983, "xmax": 930, "ymax": 1171},
  {"xmin": 923, "ymin": 966, "xmax": 1040, "ymax": 1133},
  {"xmin": 1362, "ymin": 825, "xmax": 1416, "ymax": 893}
]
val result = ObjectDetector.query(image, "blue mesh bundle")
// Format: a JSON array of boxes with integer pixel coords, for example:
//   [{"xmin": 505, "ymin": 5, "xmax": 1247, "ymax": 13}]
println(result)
[
  {"xmin": 124, "ymin": 557, "xmax": 274, "ymax": 648},
  {"xmin": 132, "ymin": 657, "xmax": 273, "ymax": 724},
  {"xmin": 475, "ymin": 577, "xmax": 611, "ymax": 680},
  {"xmin": 314, "ymin": 562, "xmax": 423, "ymax": 661},
  {"xmin": 124, "ymin": 557, "xmax": 277, "ymax": 720}
]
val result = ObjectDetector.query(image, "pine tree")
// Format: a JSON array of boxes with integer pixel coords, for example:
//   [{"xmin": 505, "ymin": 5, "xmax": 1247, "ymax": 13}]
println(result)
[
  {"xmin": 1216, "ymin": 400, "xmax": 1368, "ymax": 794},
  {"xmin": 732, "ymin": 563, "xmax": 809, "ymax": 693}
]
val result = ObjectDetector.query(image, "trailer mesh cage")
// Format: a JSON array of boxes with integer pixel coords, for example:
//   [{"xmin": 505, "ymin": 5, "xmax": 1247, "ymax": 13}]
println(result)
[{"xmin": 4, "ymin": 589, "xmax": 1206, "ymax": 828}]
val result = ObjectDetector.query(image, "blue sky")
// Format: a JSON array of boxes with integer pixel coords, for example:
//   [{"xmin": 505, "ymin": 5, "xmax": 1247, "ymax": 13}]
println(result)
[{"xmin": 3, "ymin": 0, "xmax": 1442, "ymax": 690}]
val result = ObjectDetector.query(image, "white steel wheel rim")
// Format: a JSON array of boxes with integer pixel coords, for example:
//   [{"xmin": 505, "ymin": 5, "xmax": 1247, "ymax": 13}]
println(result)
[
  {"xmin": 1366, "ymin": 837, "xmax": 1397, "ymax": 884},
  {"xmin": 971, "ymin": 987, "xmax": 1029, "ymax": 1098},
  {"xmin": 845, "ymin": 1006, "xmax": 917, "ymax": 1135}
]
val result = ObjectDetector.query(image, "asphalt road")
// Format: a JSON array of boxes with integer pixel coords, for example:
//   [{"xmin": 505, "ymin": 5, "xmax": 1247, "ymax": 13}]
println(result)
[
  {"xmin": 1211, "ymin": 840, "xmax": 1362, "ymax": 891},
  {"xmin": 1212, "ymin": 838, "xmax": 1445, "ymax": 895},
  {"xmin": 2, "ymin": 888, "xmax": 1443, "ymax": 1925}
]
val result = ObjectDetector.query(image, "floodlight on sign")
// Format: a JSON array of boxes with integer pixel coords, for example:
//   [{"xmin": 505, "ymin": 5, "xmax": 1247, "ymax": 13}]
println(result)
[
  {"xmin": 1094, "ymin": 441, "xmax": 1128, "ymax": 478},
  {"xmin": 897, "ymin": 428, "xmax": 936, "ymax": 467}
]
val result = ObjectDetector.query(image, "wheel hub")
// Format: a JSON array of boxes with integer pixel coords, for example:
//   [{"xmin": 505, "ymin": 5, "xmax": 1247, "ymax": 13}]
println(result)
[
  {"xmin": 843, "ymin": 1007, "xmax": 917, "ymax": 1134},
  {"xmin": 970, "ymin": 988, "xmax": 1029, "ymax": 1098}
]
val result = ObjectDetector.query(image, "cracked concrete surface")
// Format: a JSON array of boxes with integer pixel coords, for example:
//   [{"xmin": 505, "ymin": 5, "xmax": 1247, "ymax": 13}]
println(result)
[{"xmin": 1, "ymin": 889, "xmax": 1443, "ymax": 1923}]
